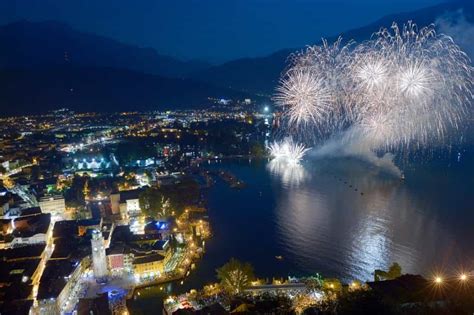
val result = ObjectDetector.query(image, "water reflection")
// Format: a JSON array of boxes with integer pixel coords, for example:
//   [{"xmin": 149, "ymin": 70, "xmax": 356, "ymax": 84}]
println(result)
[
  {"xmin": 267, "ymin": 159, "xmax": 310, "ymax": 187},
  {"xmin": 271, "ymin": 158, "xmax": 463, "ymax": 281},
  {"xmin": 131, "ymin": 157, "xmax": 474, "ymax": 312}
]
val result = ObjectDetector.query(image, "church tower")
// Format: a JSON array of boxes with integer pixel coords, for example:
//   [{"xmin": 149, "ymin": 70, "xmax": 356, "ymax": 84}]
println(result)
[{"xmin": 91, "ymin": 229, "xmax": 108, "ymax": 283}]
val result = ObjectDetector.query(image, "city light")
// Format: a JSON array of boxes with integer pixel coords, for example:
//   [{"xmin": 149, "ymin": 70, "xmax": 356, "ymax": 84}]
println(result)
[{"xmin": 2, "ymin": 13, "xmax": 471, "ymax": 315}]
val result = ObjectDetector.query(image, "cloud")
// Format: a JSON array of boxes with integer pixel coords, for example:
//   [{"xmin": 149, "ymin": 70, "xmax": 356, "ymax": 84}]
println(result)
[{"xmin": 436, "ymin": 9, "xmax": 474, "ymax": 60}]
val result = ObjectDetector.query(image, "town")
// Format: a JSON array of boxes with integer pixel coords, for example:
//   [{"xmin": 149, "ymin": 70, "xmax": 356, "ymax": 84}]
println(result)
[{"xmin": 0, "ymin": 101, "xmax": 272, "ymax": 314}]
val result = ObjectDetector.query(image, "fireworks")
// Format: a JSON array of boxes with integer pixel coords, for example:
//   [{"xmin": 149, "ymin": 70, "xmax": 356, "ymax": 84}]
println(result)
[
  {"xmin": 274, "ymin": 22, "xmax": 473, "ymax": 154},
  {"xmin": 274, "ymin": 68, "xmax": 332, "ymax": 128},
  {"xmin": 267, "ymin": 138, "xmax": 311, "ymax": 185},
  {"xmin": 267, "ymin": 138, "xmax": 311, "ymax": 164}
]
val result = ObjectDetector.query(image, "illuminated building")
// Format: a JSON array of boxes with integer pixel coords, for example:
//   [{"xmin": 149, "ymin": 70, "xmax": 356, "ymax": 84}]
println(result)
[
  {"xmin": 38, "ymin": 195, "xmax": 65, "ymax": 220},
  {"xmin": 91, "ymin": 230, "xmax": 108, "ymax": 283},
  {"xmin": 109, "ymin": 189, "xmax": 144, "ymax": 219},
  {"xmin": 35, "ymin": 258, "xmax": 90, "ymax": 315},
  {"xmin": 106, "ymin": 245, "xmax": 133, "ymax": 275},
  {"xmin": 10, "ymin": 213, "xmax": 51, "ymax": 247},
  {"xmin": 133, "ymin": 253, "xmax": 165, "ymax": 279}
]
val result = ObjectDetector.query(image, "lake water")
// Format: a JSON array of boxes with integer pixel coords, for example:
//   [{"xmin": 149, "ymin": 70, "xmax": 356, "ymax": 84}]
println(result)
[{"xmin": 129, "ymin": 151, "xmax": 474, "ymax": 313}]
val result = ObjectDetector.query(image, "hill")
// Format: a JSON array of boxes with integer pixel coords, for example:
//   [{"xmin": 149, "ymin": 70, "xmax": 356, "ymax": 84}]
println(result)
[
  {"xmin": 190, "ymin": 0, "xmax": 474, "ymax": 95},
  {"xmin": 0, "ymin": 66, "xmax": 254, "ymax": 116},
  {"xmin": 0, "ymin": 20, "xmax": 210, "ymax": 78}
]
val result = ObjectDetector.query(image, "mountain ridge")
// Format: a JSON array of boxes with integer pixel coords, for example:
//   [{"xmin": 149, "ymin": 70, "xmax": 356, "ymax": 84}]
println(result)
[
  {"xmin": 190, "ymin": 0, "xmax": 474, "ymax": 95},
  {"xmin": 0, "ymin": 20, "xmax": 210, "ymax": 78},
  {"xmin": 0, "ymin": 65, "xmax": 255, "ymax": 116}
]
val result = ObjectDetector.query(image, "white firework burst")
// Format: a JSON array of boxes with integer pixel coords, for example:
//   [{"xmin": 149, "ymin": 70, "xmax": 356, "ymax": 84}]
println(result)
[
  {"xmin": 268, "ymin": 138, "xmax": 311, "ymax": 164},
  {"xmin": 274, "ymin": 69, "xmax": 332, "ymax": 128},
  {"xmin": 398, "ymin": 61, "xmax": 433, "ymax": 98},
  {"xmin": 274, "ymin": 21, "xmax": 473, "ymax": 154},
  {"xmin": 355, "ymin": 59, "xmax": 389, "ymax": 91}
]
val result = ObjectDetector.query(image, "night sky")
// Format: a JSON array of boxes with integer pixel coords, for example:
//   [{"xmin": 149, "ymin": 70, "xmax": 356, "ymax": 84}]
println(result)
[{"xmin": 1, "ymin": 0, "xmax": 446, "ymax": 63}]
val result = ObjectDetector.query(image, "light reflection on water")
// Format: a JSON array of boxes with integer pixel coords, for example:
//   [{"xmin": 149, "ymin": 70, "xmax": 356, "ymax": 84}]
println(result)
[
  {"xmin": 131, "ymin": 154, "xmax": 474, "ymax": 311},
  {"xmin": 267, "ymin": 159, "xmax": 310, "ymax": 187},
  {"xmin": 273, "ymin": 158, "xmax": 469, "ymax": 281}
]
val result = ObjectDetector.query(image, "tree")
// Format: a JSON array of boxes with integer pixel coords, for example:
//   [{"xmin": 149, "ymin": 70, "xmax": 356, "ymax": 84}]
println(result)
[
  {"xmin": 250, "ymin": 142, "xmax": 266, "ymax": 158},
  {"xmin": 138, "ymin": 188, "xmax": 164, "ymax": 218},
  {"xmin": 322, "ymin": 278, "xmax": 343, "ymax": 294},
  {"xmin": 216, "ymin": 258, "xmax": 255, "ymax": 294},
  {"xmin": 161, "ymin": 177, "xmax": 200, "ymax": 214},
  {"xmin": 30, "ymin": 165, "xmax": 41, "ymax": 181},
  {"xmin": 114, "ymin": 141, "xmax": 156, "ymax": 165},
  {"xmin": 374, "ymin": 262, "xmax": 402, "ymax": 282},
  {"xmin": 64, "ymin": 175, "xmax": 87, "ymax": 206},
  {"xmin": 293, "ymin": 293, "xmax": 317, "ymax": 314},
  {"xmin": 336, "ymin": 290, "xmax": 395, "ymax": 315},
  {"xmin": 303, "ymin": 274, "xmax": 323, "ymax": 290}
]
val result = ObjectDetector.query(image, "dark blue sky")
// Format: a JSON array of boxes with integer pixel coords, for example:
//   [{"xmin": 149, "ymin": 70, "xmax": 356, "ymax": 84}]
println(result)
[{"xmin": 1, "ymin": 0, "xmax": 445, "ymax": 63}]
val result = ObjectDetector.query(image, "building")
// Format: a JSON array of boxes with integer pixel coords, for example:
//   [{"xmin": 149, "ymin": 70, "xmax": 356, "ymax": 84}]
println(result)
[
  {"xmin": 106, "ymin": 224, "xmax": 172, "ymax": 278},
  {"xmin": 133, "ymin": 253, "xmax": 166, "ymax": 280},
  {"xmin": 0, "ymin": 195, "xmax": 9, "ymax": 216},
  {"xmin": 35, "ymin": 258, "xmax": 90, "ymax": 315},
  {"xmin": 109, "ymin": 188, "xmax": 144, "ymax": 219},
  {"xmin": 11, "ymin": 213, "xmax": 52, "ymax": 247},
  {"xmin": 106, "ymin": 244, "xmax": 134, "ymax": 275},
  {"xmin": 38, "ymin": 195, "xmax": 66, "ymax": 220},
  {"xmin": 91, "ymin": 230, "xmax": 108, "ymax": 283},
  {"xmin": 109, "ymin": 193, "xmax": 121, "ymax": 215}
]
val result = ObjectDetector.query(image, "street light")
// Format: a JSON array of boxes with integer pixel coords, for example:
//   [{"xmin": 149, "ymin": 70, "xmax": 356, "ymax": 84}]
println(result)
[
  {"xmin": 434, "ymin": 276, "xmax": 443, "ymax": 284},
  {"xmin": 460, "ymin": 274, "xmax": 468, "ymax": 281}
]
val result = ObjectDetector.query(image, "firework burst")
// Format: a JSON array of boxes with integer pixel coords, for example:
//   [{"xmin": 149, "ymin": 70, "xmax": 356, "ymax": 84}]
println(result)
[
  {"xmin": 267, "ymin": 138, "xmax": 311, "ymax": 164},
  {"xmin": 274, "ymin": 21, "xmax": 473, "ymax": 155},
  {"xmin": 274, "ymin": 69, "xmax": 332, "ymax": 128}
]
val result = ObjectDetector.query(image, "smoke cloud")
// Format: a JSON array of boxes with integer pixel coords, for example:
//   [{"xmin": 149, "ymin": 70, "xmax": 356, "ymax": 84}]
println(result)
[
  {"xmin": 311, "ymin": 134, "xmax": 403, "ymax": 177},
  {"xmin": 436, "ymin": 9, "xmax": 474, "ymax": 61}
]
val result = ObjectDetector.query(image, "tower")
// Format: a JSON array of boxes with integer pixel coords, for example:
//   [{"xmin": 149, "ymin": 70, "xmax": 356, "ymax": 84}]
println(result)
[{"xmin": 91, "ymin": 229, "xmax": 108, "ymax": 283}]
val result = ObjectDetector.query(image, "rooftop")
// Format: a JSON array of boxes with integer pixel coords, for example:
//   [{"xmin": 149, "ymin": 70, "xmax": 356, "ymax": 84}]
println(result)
[
  {"xmin": 0, "ymin": 244, "xmax": 45, "ymax": 261},
  {"xmin": 118, "ymin": 188, "xmax": 144, "ymax": 203},
  {"xmin": 133, "ymin": 253, "xmax": 164, "ymax": 265},
  {"xmin": 13, "ymin": 213, "xmax": 51, "ymax": 238},
  {"xmin": 37, "ymin": 259, "xmax": 79, "ymax": 300},
  {"xmin": 0, "ymin": 259, "xmax": 41, "ymax": 285},
  {"xmin": 0, "ymin": 299, "xmax": 33, "ymax": 315}
]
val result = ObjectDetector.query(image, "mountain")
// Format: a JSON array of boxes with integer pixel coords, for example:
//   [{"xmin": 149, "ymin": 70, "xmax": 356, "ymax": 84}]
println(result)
[
  {"xmin": 190, "ymin": 0, "xmax": 474, "ymax": 95},
  {"xmin": 1, "ymin": 1, "xmax": 472, "ymax": 114},
  {"xmin": 0, "ymin": 66, "xmax": 254, "ymax": 116},
  {"xmin": 0, "ymin": 20, "xmax": 210, "ymax": 78}
]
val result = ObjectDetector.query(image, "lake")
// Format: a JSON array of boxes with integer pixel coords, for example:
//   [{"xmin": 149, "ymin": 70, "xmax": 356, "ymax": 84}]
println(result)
[{"xmin": 129, "ymin": 151, "xmax": 474, "ymax": 313}]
